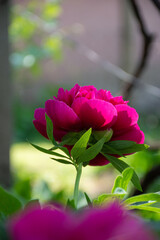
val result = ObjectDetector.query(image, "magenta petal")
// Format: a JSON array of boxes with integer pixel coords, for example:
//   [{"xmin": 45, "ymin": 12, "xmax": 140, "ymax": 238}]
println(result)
[
  {"xmin": 72, "ymin": 98, "xmax": 117, "ymax": 129},
  {"xmin": 71, "ymin": 97, "xmax": 88, "ymax": 115},
  {"xmin": 53, "ymin": 128, "xmax": 68, "ymax": 141},
  {"xmin": 9, "ymin": 207, "xmax": 71, "ymax": 240},
  {"xmin": 33, "ymin": 108, "xmax": 48, "ymax": 138},
  {"xmin": 33, "ymin": 120, "xmax": 48, "ymax": 139},
  {"xmin": 113, "ymin": 104, "xmax": 139, "ymax": 131},
  {"xmin": 45, "ymin": 100, "xmax": 81, "ymax": 131},
  {"xmin": 34, "ymin": 108, "xmax": 46, "ymax": 125},
  {"xmin": 110, "ymin": 96, "xmax": 128, "ymax": 105},
  {"xmin": 112, "ymin": 124, "xmax": 145, "ymax": 144},
  {"xmin": 89, "ymin": 153, "xmax": 110, "ymax": 166}
]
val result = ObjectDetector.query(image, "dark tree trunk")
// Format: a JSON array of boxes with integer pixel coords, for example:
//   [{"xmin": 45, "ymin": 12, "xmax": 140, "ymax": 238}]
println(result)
[{"xmin": 0, "ymin": 0, "xmax": 11, "ymax": 187}]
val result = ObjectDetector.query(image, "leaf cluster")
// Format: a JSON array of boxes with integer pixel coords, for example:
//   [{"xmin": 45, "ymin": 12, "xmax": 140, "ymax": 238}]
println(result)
[{"xmin": 31, "ymin": 115, "xmax": 149, "ymax": 192}]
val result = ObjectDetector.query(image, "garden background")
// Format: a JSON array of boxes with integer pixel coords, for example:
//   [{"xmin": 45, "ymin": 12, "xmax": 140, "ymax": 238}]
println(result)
[{"xmin": 0, "ymin": 0, "xmax": 160, "ymax": 211}]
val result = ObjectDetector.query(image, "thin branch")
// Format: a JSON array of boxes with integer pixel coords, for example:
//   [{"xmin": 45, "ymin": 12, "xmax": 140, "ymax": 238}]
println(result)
[
  {"xmin": 150, "ymin": 0, "xmax": 160, "ymax": 12},
  {"xmin": 122, "ymin": 0, "xmax": 155, "ymax": 100},
  {"xmin": 15, "ymin": 10, "xmax": 160, "ymax": 99}
]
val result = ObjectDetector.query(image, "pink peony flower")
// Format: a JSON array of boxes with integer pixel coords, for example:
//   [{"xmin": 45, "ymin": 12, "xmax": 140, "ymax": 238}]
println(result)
[
  {"xmin": 33, "ymin": 84, "xmax": 144, "ymax": 165},
  {"xmin": 8, "ymin": 203, "xmax": 156, "ymax": 240}
]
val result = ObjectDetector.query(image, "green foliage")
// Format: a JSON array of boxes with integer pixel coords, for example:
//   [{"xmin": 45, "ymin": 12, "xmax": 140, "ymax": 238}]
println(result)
[
  {"xmin": 44, "ymin": 35, "xmax": 62, "ymax": 61},
  {"xmin": 93, "ymin": 193, "xmax": 124, "ymax": 206},
  {"xmin": 124, "ymin": 192, "xmax": 160, "ymax": 214},
  {"xmin": 128, "ymin": 205, "xmax": 160, "ymax": 213},
  {"xmin": 60, "ymin": 131, "xmax": 86, "ymax": 146},
  {"xmin": 112, "ymin": 167, "xmax": 134, "ymax": 194},
  {"xmin": 94, "ymin": 168, "xmax": 134, "ymax": 205},
  {"xmin": 30, "ymin": 128, "xmax": 148, "ymax": 192},
  {"xmin": 13, "ymin": 178, "xmax": 32, "ymax": 201},
  {"xmin": 45, "ymin": 113, "xmax": 57, "ymax": 145},
  {"xmin": 30, "ymin": 142, "xmax": 69, "ymax": 159},
  {"xmin": 71, "ymin": 128, "xmax": 92, "ymax": 160},
  {"xmin": 10, "ymin": 0, "xmax": 62, "ymax": 75},
  {"xmin": 32, "ymin": 180, "xmax": 66, "ymax": 204},
  {"xmin": 102, "ymin": 153, "xmax": 142, "ymax": 191},
  {"xmin": 93, "ymin": 129, "xmax": 113, "ymax": 142},
  {"xmin": 0, "ymin": 186, "xmax": 22, "ymax": 219},
  {"xmin": 77, "ymin": 136, "xmax": 106, "ymax": 163},
  {"xmin": 124, "ymin": 192, "xmax": 160, "ymax": 206},
  {"xmin": 66, "ymin": 198, "xmax": 76, "ymax": 210},
  {"xmin": 93, "ymin": 168, "xmax": 160, "ymax": 218},
  {"xmin": 43, "ymin": 1, "xmax": 62, "ymax": 20},
  {"xmin": 0, "ymin": 223, "xmax": 9, "ymax": 240},
  {"xmin": 84, "ymin": 192, "xmax": 92, "ymax": 206},
  {"xmin": 50, "ymin": 158, "xmax": 73, "ymax": 165},
  {"xmin": 102, "ymin": 140, "xmax": 149, "ymax": 155},
  {"xmin": 10, "ymin": 14, "xmax": 36, "ymax": 40}
]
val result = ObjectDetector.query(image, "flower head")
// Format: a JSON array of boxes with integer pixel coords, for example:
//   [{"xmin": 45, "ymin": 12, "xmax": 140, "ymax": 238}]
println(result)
[
  {"xmin": 8, "ymin": 203, "xmax": 156, "ymax": 240},
  {"xmin": 33, "ymin": 84, "xmax": 144, "ymax": 165}
]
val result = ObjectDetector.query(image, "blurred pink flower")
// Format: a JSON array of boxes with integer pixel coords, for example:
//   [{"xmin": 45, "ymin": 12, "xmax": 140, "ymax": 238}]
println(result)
[
  {"xmin": 8, "ymin": 203, "xmax": 156, "ymax": 240},
  {"xmin": 33, "ymin": 84, "xmax": 144, "ymax": 165}
]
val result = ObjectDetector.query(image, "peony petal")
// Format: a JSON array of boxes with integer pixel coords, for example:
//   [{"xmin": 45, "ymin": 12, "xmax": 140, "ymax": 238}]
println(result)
[
  {"xmin": 53, "ymin": 128, "xmax": 68, "ymax": 141},
  {"xmin": 33, "ymin": 120, "xmax": 48, "ymax": 139},
  {"xmin": 72, "ymin": 98, "xmax": 117, "ymax": 130},
  {"xmin": 33, "ymin": 108, "xmax": 48, "ymax": 138},
  {"xmin": 56, "ymin": 84, "xmax": 80, "ymax": 106},
  {"xmin": 73, "ymin": 203, "xmax": 123, "ymax": 240},
  {"xmin": 110, "ymin": 96, "xmax": 128, "ymax": 105},
  {"xmin": 34, "ymin": 108, "xmax": 46, "ymax": 125},
  {"xmin": 112, "ymin": 104, "xmax": 139, "ymax": 131},
  {"xmin": 112, "ymin": 124, "xmax": 145, "ymax": 144},
  {"xmin": 9, "ymin": 207, "xmax": 70, "ymax": 240},
  {"xmin": 76, "ymin": 85, "xmax": 97, "ymax": 98},
  {"xmin": 89, "ymin": 153, "xmax": 110, "ymax": 166},
  {"xmin": 96, "ymin": 89, "xmax": 112, "ymax": 101},
  {"xmin": 45, "ymin": 99, "xmax": 81, "ymax": 131}
]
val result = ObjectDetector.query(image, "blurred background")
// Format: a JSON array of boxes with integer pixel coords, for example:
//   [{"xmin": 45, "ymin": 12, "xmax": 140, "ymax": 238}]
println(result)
[{"xmin": 0, "ymin": 0, "xmax": 160, "ymax": 212}]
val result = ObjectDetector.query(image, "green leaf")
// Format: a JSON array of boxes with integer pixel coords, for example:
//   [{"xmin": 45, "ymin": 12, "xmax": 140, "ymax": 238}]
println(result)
[
  {"xmin": 124, "ymin": 192, "xmax": 160, "ymax": 206},
  {"xmin": 77, "ymin": 136, "xmax": 106, "ymax": 163},
  {"xmin": 45, "ymin": 114, "xmax": 57, "ymax": 145},
  {"xmin": 50, "ymin": 158, "xmax": 73, "ymax": 165},
  {"xmin": 0, "ymin": 221, "xmax": 9, "ymax": 240},
  {"xmin": 102, "ymin": 144, "xmax": 124, "ymax": 157},
  {"xmin": 0, "ymin": 186, "xmax": 22, "ymax": 218},
  {"xmin": 93, "ymin": 129, "xmax": 113, "ymax": 142},
  {"xmin": 101, "ymin": 153, "xmax": 142, "ymax": 191},
  {"xmin": 120, "ymin": 144, "xmax": 149, "ymax": 154},
  {"xmin": 49, "ymin": 146, "xmax": 70, "ymax": 157},
  {"xmin": 84, "ymin": 192, "xmax": 92, "ymax": 206},
  {"xmin": 58, "ymin": 147, "xmax": 70, "ymax": 157},
  {"xmin": 93, "ymin": 193, "xmax": 125, "ymax": 206},
  {"xmin": 108, "ymin": 140, "xmax": 136, "ymax": 149},
  {"xmin": 30, "ymin": 142, "xmax": 69, "ymax": 159},
  {"xmin": 66, "ymin": 198, "xmax": 76, "ymax": 209},
  {"xmin": 60, "ymin": 131, "xmax": 85, "ymax": 146},
  {"xmin": 71, "ymin": 129, "xmax": 92, "ymax": 160},
  {"xmin": 113, "ymin": 187, "xmax": 126, "ymax": 195},
  {"xmin": 112, "ymin": 167, "xmax": 134, "ymax": 194},
  {"xmin": 128, "ymin": 205, "xmax": 160, "ymax": 213},
  {"xmin": 104, "ymin": 141, "xmax": 149, "ymax": 154}
]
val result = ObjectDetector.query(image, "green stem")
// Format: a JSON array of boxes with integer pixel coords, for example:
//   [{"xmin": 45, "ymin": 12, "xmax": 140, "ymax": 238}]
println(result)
[{"xmin": 73, "ymin": 163, "xmax": 82, "ymax": 208}]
